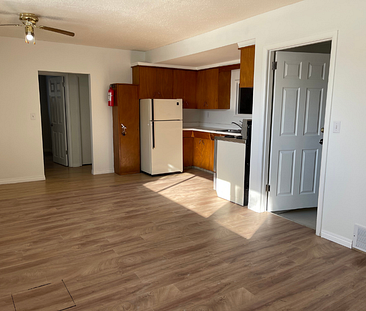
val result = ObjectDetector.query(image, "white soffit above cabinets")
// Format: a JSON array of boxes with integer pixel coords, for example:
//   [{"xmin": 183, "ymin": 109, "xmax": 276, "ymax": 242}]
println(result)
[
  {"xmin": 158, "ymin": 44, "xmax": 241, "ymax": 68},
  {"xmin": 0, "ymin": 0, "xmax": 303, "ymax": 50}
]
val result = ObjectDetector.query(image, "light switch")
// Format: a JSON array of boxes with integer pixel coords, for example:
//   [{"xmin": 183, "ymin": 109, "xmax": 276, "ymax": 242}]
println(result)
[
  {"xmin": 333, "ymin": 121, "xmax": 341, "ymax": 133},
  {"xmin": 30, "ymin": 113, "xmax": 36, "ymax": 120}
]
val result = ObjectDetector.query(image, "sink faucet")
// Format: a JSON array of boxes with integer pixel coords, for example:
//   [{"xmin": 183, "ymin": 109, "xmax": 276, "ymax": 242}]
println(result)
[{"xmin": 232, "ymin": 121, "xmax": 242, "ymax": 129}]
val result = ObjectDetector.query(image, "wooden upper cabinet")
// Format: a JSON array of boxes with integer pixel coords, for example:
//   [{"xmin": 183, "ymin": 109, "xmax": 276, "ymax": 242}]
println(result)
[
  {"xmin": 112, "ymin": 84, "xmax": 140, "ymax": 175},
  {"xmin": 133, "ymin": 63, "xmax": 240, "ymax": 110},
  {"xmin": 132, "ymin": 66, "xmax": 173, "ymax": 99},
  {"xmin": 173, "ymin": 70, "xmax": 197, "ymax": 109},
  {"xmin": 239, "ymin": 45, "xmax": 255, "ymax": 88},
  {"xmin": 196, "ymin": 68, "xmax": 219, "ymax": 109},
  {"xmin": 196, "ymin": 65, "xmax": 240, "ymax": 110}
]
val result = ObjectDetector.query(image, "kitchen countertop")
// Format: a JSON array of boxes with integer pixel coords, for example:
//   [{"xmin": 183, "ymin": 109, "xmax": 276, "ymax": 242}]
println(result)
[{"xmin": 183, "ymin": 126, "xmax": 242, "ymax": 137}]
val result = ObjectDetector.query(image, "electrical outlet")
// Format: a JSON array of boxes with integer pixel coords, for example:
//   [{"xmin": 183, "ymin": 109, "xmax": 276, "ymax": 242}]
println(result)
[
  {"xmin": 30, "ymin": 113, "xmax": 36, "ymax": 120},
  {"xmin": 333, "ymin": 121, "xmax": 341, "ymax": 133},
  {"xmin": 207, "ymin": 112, "xmax": 210, "ymax": 118}
]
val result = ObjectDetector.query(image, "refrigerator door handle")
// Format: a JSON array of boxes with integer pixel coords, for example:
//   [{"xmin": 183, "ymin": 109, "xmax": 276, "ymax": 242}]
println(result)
[
  {"xmin": 152, "ymin": 121, "xmax": 155, "ymax": 149},
  {"xmin": 151, "ymin": 99, "xmax": 154, "ymax": 121}
]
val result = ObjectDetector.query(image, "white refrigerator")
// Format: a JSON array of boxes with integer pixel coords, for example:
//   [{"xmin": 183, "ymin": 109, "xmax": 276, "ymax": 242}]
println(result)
[{"xmin": 140, "ymin": 99, "xmax": 183, "ymax": 175}]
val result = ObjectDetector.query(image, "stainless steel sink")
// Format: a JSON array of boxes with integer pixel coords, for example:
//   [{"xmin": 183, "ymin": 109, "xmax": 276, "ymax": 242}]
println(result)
[{"xmin": 215, "ymin": 129, "xmax": 242, "ymax": 133}]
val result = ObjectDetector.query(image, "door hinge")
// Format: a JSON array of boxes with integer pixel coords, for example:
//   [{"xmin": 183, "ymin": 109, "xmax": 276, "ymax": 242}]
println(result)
[
  {"xmin": 66, "ymin": 150, "xmax": 68, "ymax": 155},
  {"xmin": 266, "ymin": 184, "xmax": 270, "ymax": 192},
  {"xmin": 272, "ymin": 61, "xmax": 277, "ymax": 71}
]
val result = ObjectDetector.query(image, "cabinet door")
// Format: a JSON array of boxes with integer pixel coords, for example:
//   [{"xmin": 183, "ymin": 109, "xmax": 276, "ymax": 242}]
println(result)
[
  {"xmin": 173, "ymin": 70, "xmax": 197, "ymax": 109},
  {"xmin": 218, "ymin": 69, "xmax": 231, "ymax": 109},
  {"xmin": 113, "ymin": 84, "xmax": 140, "ymax": 175},
  {"xmin": 155, "ymin": 67, "xmax": 173, "ymax": 98},
  {"xmin": 183, "ymin": 137, "xmax": 194, "ymax": 167},
  {"xmin": 193, "ymin": 137, "xmax": 212, "ymax": 171},
  {"xmin": 240, "ymin": 45, "xmax": 255, "ymax": 88},
  {"xmin": 134, "ymin": 67, "xmax": 173, "ymax": 99},
  {"xmin": 136, "ymin": 66, "xmax": 155, "ymax": 99},
  {"xmin": 196, "ymin": 68, "xmax": 219, "ymax": 109}
]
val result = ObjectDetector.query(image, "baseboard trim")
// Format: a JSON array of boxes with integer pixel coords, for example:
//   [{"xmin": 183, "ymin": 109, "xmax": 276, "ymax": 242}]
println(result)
[
  {"xmin": 321, "ymin": 230, "xmax": 352, "ymax": 248},
  {"xmin": 92, "ymin": 169, "xmax": 115, "ymax": 175},
  {"xmin": 0, "ymin": 175, "xmax": 45, "ymax": 185},
  {"xmin": 190, "ymin": 166, "xmax": 214, "ymax": 174}
]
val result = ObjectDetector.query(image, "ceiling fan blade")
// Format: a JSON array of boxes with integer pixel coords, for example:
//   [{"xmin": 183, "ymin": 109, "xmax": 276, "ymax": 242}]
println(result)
[
  {"xmin": 39, "ymin": 25, "xmax": 74, "ymax": 37},
  {"xmin": 0, "ymin": 23, "xmax": 21, "ymax": 27}
]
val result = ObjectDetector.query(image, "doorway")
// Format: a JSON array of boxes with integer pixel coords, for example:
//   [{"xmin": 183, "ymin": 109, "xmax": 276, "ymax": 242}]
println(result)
[
  {"xmin": 38, "ymin": 72, "xmax": 92, "ymax": 174},
  {"xmin": 267, "ymin": 41, "xmax": 332, "ymax": 230}
]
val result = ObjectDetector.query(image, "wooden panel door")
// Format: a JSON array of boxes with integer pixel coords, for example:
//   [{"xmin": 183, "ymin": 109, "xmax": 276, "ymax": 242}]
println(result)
[
  {"xmin": 240, "ymin": 45, "xmax": 255, "ymax": 88},
  {"xmin": 183, "ymin": 137, "xmax": 193, "ymax": 167},
  {"xmin": 183, "ymin": 131, "xmax": 193, "ymax": 167},
  {"xmin": 268, "ymin": 52, "xmax": 330, "ymax": 211},
  {"xmin": 218, "ymin": 69, "xmax": 231, "ymax": 109},
  {"xmin": 193, "ymin": 137, "xmax": 212, "ymax": 171},
  {"xmin": 112, "ymin": 84, "xmax": 140, "ymax": 175},
  {"xmin": 196, "ymin": 68, "xmax": 219, "ymax": 109},
  {"xmin": 173, "ymin": 70, "xmax": 197, "ymax": 109},
  {"xmin": 155, "ymin": 67, "xmax": 173, "ymax": 98},
  {"xmin": 134, "ymin": 66, "xmax": 154, "ymax": 99},
  {"xmin": 133, "ymin": 66, "xmax": 173, "ymax": 99}
]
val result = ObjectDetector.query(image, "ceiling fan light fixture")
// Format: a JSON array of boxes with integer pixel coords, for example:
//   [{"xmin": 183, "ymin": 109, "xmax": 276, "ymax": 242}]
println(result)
[
  {"xmin": 0, "ymin": 13, "xmax": 75, "ymax": 45},
  {"xmin": 25, "ymin": 24, "xmax": 35, "ymax": 44}
]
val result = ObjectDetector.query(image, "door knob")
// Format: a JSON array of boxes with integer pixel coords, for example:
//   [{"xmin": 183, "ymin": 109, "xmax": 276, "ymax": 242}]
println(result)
[
  {"xmin": 319, "ymin": 139, "xmax": 323, "ymax": 145},
  {"xmin": 121, "ymin": 123, "xmax": 127, "ymax": 136}
]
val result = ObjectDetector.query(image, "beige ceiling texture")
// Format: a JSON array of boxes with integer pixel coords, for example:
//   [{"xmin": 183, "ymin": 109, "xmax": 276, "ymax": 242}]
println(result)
[{"xmin": 0, "ymin": 0, "xmax": 302, "ymax": 52}]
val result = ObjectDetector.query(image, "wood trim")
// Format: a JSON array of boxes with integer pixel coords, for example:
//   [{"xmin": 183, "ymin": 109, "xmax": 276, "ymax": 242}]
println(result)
[
  {"xmin": 192, "ymin": 131, "xmax": 211, "ymax": 140},
  {"xmin": 219, "ymin": 64, "xmax": 240, "ymax": 72}
]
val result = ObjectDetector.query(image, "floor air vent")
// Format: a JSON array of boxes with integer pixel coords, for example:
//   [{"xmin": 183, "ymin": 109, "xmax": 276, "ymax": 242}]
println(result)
[{"xmin": 353, "ymin": 224, "xmax": 366, "ymax": 252}]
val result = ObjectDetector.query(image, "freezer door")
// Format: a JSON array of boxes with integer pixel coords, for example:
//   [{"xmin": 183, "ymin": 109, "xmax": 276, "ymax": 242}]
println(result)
[
  {"xmin": 153, "ymin": 99, "xmax": 182, "ymax": 121},
  {"xmin": 151, "ymin": 120, "xmax": 183, "ymax": 175}
]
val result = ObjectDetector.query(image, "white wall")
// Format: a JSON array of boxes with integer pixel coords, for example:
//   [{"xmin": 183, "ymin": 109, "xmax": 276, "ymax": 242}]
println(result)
[
  {"xmin": 147, "ymin": 0, "xmax": 366, "ymax": 245},
  {"xmin": 0, "ymin": 37, "xmax": 138, "ymax": 183}
]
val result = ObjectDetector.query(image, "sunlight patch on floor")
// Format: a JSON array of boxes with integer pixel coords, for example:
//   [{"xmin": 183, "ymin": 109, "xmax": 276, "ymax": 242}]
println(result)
[{"xmin": 142, "ymin": 171, "xmax": 270, "ymax": 239}]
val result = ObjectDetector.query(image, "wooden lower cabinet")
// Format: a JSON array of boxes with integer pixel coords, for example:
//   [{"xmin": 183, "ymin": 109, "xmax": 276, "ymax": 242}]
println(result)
[
  {"xmin": 183, "ymin": 137, "xmax": 194, "ymax": 167},
  {"xmin": 183, "ymin": 130, "xmax": 222, "ymax": 172},
  {"xmin": 193, "ymin": 137, "xmax": 212, "ymax": 171}
]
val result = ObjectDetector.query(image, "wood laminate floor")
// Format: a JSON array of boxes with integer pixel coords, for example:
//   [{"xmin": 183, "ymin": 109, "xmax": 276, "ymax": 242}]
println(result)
[{"xmin": 0, "ymin": 160, "xmax": 366, "ymax": 310}]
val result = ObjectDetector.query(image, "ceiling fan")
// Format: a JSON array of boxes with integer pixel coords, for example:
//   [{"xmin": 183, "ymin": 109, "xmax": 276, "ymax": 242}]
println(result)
[{"xmin": 0, "ymin": 13, "xmax": 75, "ymax": 44}]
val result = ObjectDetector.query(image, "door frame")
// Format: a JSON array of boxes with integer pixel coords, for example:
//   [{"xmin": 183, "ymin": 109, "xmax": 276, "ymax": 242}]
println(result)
[
  {"xmin": 39, "ymin": 71, "xmax": 93, "ymax": 172},
  {"xmin": 260, "ymin": 31, "xmax": 338, "ymax": 236}
]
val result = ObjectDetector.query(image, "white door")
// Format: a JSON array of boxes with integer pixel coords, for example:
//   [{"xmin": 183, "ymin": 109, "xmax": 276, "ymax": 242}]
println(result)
[
  {"xmin": 151, "ymin": 120, "xmax": 182, "ymax": 175},
  {"xmin": 48, "ymin": 76, "xmax": 68, "ymax": 166},
  {"xmin": 268, "ymin": 52, "xmax": 330, "ymax": 212}
]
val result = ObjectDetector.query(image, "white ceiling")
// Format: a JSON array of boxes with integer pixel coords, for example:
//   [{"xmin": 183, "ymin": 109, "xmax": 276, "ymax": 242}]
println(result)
[{"xmin": 0, "ymin": 0, "xmax": 303, "ymax": 51}]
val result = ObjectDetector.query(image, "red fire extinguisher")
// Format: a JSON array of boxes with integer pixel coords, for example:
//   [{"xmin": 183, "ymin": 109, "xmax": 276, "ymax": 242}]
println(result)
[{"xmin": 108, "ymin": 86, "xmax": 114, "ymax": 106}]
